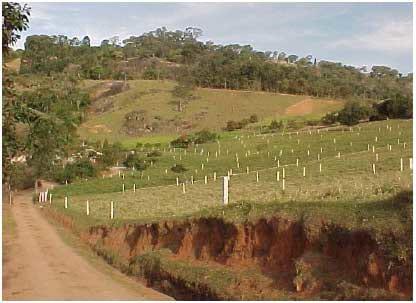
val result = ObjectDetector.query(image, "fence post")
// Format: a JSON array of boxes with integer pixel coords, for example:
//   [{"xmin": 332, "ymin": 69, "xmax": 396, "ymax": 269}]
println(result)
[
  {"xmin": 65, "ymin": 196, "xmax": 68, "ymax": 209},
  {"xmin": 256, "ymin": 171, "xmax": 259, "ymax": 183},
  {"xmin": 110, "ymin": 201, "xmax": 114, "ymax": 219},
  {"xmin": 86, "ymin": 200, "xmax": 90, "ymax": 216},
  {"xmin": 400, "ymin": 158, "xmax": 403, "ymax": 172},
  {"xmin": 223, "ymin": 176, "xmax": 229, "ymax": 205}
]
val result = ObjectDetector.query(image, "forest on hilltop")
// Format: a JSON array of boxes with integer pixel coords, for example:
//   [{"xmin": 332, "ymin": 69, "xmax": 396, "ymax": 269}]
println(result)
[{"xmin": 13, "ymin": 27, "xmax": 412, "ymax": 101}]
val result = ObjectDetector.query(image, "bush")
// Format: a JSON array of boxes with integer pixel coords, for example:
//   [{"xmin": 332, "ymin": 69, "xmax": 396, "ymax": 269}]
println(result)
[
  {"xmin": 171, "ymin": 164, "xmax": 187, "ymax": 173},
  {"xmin": 249, "ymin": 114, "xmax": 259, "ymax": 123},
  {"xmin": 192, "ymin": 130, "xmax": 219, "ymax": 144},
  {"xmin": 9, "ymin": 163, "xmax": 35, "ymax": 190},
  {"xmin": 147, "ymin": 150, "xmax": 162, "ymax": 157},
  {"xmin": 123, "ymin": 154, "xmax": 148, "ymax": 171},
  {"xmin": 170, "ymin": 135, "xmax": 191, "ymax": 148},
  {"xmin": 225, "ymin": 120, "xmax": 240, "ymax": 131},
  {"xmin": 270, "ymin": 119, "xmax": 284, "ymax": 130},
  {"xmin": 338, "ymin": 100, "xmax": 373, "ymax": 126},
  {"xmin": 55, "ymin": 159, "xmax": 97, "ymax": 183},
  {"xmin": 321, "ymin": 112, "xmax": 338, "ymax": 125}
]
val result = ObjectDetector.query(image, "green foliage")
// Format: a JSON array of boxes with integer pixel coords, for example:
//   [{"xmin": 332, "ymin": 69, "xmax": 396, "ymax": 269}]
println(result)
[
  {"xmin": 373, "ymin": 94, "xmax": 412, "ymax": 119},
  {"xmin": 2, "ymin": 2, "xmax": 30, "ymax": 55},
  {"xmin": 123, "ymin": 153, "xmax": 148, "ymax": 171},
  {"xmin": 321, "ymin": 112, "xmax": 338, "ymax": 125},
  {"xmin": 2, "ymin": 2, "xmax": 30, "ymax": 183},
  {"xmin": 147, "ymin": 150, "xmax": 162, "ymax": 157},
  {"xmin": 338, "ymin": 100, "xmax": 374, "ymax": 126},
  {"xmin": 9, "ymin": 163, "xmax": 35, "ymax": 189},
  {"xmin": 269, "ymin": 119, "xmax": 283, "ymax": 130},
  {"xmin": 192, "ymin": 130, "xmax": 219, "ymax": 144},
  {"xmin": 19, "ymin": 27, "xmax": 411, "ymax": 101},
  {"xmin": 170, "ymin": 130, "xmax": 218, "ymax": 148},
  {"xmin": 101, "ymin": 140, "xmax": 123, "ymax": 166},
  {"xmin": 55, "ymin": 158, "xmax": 97, "ymax": 183},
  {"xmin": 171, "ymin": 163, "xmax": 187, "ymax": 173},
  {"xmin": 170, "ymin": 135, "xmax": 192, "ymax": 148}
]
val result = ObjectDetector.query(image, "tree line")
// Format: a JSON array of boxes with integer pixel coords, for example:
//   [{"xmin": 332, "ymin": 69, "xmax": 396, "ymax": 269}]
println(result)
[{"xmin": 17, "ymin": 27, "xmax": 412, "ymax": 102}]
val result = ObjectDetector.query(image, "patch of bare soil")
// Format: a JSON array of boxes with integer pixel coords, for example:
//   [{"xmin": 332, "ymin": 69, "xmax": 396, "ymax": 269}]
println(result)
[
  {"xmin": 86, "ymin": 124, "xmax": 112, "ymax": 134},
  {"xmin": 285, "ymin": 98, "xmax": 339, "ymax": 116},
  {"xmin": 2, "ymin": 190, "xmax": 170, "ymax": 300}
]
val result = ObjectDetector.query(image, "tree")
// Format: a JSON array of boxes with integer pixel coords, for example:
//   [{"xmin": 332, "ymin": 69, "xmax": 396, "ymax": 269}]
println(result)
[
  {"xmin": 2, "ymin": 2, "xmax": 30, "ymax": 54},
  {"xmin": 171, "ymin": 84, "xmax": 194, "ymax": 112},
  {"xmin": 81, "ymin": 35, "xmax": 90, "ymax": 46},
  {"xmin": 288, "ymin": 54, "xmax": 298, "ymax": 63},
  {"xmin": 337, "ymin": 100, "xmax": 373, "ymax": 126},
  {"xmin": 2, "ymin": 2, "xmax": 30, "ymax": 183}
]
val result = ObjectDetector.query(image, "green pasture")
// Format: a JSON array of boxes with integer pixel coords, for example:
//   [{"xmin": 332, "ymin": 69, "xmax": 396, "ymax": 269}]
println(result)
[{"xmin": 50, "ymin": 119, "xmax": 412, "ymax": 233}]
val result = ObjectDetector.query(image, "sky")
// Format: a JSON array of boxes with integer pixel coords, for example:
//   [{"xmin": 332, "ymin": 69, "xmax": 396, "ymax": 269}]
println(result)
[{"xmin": 15, "ymin": 2, "xmax": 413, "ymax": 73}]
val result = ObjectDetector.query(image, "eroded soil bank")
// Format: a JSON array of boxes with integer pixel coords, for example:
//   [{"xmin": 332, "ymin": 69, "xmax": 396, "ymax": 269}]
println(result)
[{"xmin": 45, "ymin": 207, "xmax": 412, "ymax": 300}]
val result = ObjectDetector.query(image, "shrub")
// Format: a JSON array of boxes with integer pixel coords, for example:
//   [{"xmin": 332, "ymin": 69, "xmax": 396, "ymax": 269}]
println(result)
[
  {"xmin": 147, "ymin": 150, "xmax": 162, "ymax": 157},
  {"xmin": 270, "ymin": 119, "xmax": 284, "ymax": 130},
  {"xmin": 338, "ymin": 100, "xmax": 373, "ymax": 126},
  {"xmin": 321, "ymin": 112, "xmax": 338, "ymax": 125},
  {"xmin": 9, "ymin": 163, "xmax": 35, "ymax": 190},
  {"xmin": 123, "ymin": 154, "xmax": 148, "ymax": 171},
  {"xmin": 171, "ymin": 164, "xmax": 187, "ymax": 173},
  {"xmin": 192, "ymin": 130, "xmax": 219, "ymax": 144},
  {"xmin": 170, "ymin": 135, "xmax": 191, "ymax": 148},
  {"xmin": 249, "ymin": 114, "xmax": 259, "ymax": 123},
  {"xmin": 55, "ymin": 159, "xmax": 97, "ymax": 183},
  {"xmin": 225, "ymin": 120, "xmax": 243, "ymax": 131}
]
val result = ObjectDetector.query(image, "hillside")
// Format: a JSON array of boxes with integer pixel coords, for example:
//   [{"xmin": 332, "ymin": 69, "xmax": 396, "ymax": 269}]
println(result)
[{"xmin": 78, "ymin": 80, "xmax": 343, "ymax": 146}]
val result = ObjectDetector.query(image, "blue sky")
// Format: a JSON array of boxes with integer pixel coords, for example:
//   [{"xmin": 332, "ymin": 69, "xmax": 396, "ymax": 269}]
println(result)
[{"xmin": 15, "ymin": 2, "xmax": 413, "ymax": 73}]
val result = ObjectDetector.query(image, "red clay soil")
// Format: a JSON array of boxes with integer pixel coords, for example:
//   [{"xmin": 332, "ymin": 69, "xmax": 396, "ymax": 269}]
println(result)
[
  {"xmin": 80, "ymin": 217, "xmax": 411, "ymax": 299},
  {"xmin": 2, "ymin": 190, "xmax": 171, "ymax": 300},
  {"xmin": 285, "ymin": 98, "xmax": 341, "ymax": 116}
]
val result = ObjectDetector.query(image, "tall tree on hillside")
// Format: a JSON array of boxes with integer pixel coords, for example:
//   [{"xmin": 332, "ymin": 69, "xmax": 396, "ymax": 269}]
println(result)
[
  {"xmin": 171, "ymin": 84, "xmax": 194, "ymax": 112},
  {"xmin": 2, "ymin": 2, "xmax": 31, "ymax": 183}
]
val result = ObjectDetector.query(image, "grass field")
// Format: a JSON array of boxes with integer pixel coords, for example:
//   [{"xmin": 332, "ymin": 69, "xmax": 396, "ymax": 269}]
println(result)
[
  {"xmin": 51, "ymin": 119, "xmax": 412, "ymax": 234},
  {"xmin": 77, "ymin": 80, "xmax": 343, "ymax": 147}
]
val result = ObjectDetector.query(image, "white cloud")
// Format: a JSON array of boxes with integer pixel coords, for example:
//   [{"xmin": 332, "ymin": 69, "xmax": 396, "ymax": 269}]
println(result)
[{"xmin": 328, "ymin": 20, "xmax": 412, "ymax": 53}]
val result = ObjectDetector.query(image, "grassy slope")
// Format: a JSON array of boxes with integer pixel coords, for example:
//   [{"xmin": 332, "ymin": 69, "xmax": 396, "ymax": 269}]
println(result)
[
  {"xmin": 48, "ymin": 119, "xmax": 412, "ymax": 300},
  {"xmin": 78, "ymin": 80, "xmax": 343, "ymax": 147},
  {"xmin": 53, "ymin": 119, "xmax": 412, "ymax": 236}
]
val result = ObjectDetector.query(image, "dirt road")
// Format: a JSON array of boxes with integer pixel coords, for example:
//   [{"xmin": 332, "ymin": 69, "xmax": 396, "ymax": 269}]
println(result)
[{"xmin": 2, "ymin": 190, "xmax": 171, "ymax": 300}]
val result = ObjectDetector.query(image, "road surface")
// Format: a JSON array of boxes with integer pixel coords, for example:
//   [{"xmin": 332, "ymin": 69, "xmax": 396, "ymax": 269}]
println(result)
[{"xmin": 2, "ymin": 190, "xmax": 171, "ymax": 300}]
